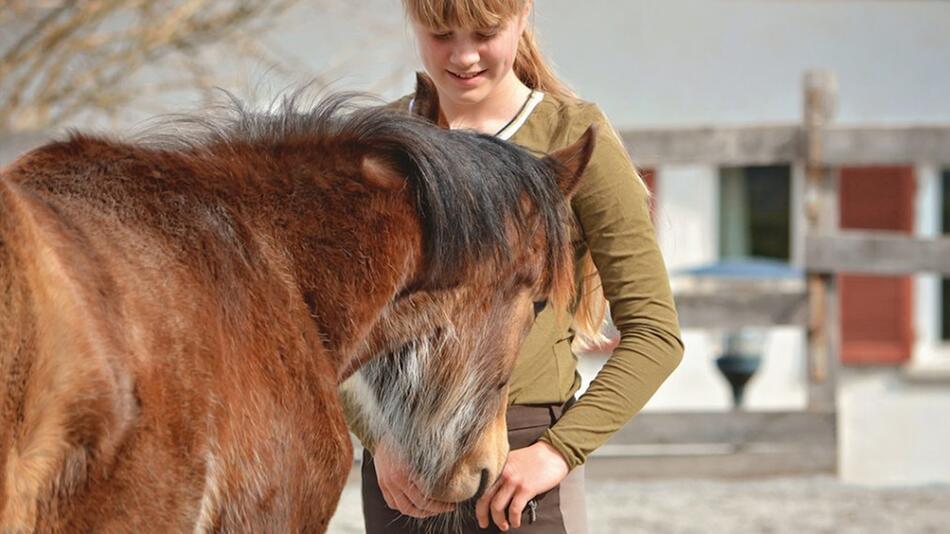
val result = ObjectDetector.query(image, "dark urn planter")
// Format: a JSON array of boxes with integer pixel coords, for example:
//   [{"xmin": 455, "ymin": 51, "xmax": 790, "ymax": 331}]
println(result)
[{"xmin": 715, "ymin": 353, "xmax": 762, "ymax": 409}]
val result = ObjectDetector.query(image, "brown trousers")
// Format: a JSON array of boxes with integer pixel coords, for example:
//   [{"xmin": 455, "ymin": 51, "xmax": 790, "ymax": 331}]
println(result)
[{"xmin": 360, "ymin": 402, "xmax": 588, "ymax": 533}]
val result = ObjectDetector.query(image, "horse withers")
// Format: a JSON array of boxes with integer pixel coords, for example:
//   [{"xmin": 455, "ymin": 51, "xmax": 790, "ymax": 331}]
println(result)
[{"xmin": 0, "ymin": 91, "xmax": 594, "ymax": 532}]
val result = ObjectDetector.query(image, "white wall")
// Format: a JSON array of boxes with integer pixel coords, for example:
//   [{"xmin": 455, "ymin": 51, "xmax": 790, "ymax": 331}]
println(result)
[
  {"xmin": 654, "ymin": 164, "xmax": 718, "ymax": 272},
  {"xmin": 912, "ymin": 163, "xmax": 950, "ymax": 371},
  {"xmin": 534, "ymin": 0, "xmax": 950, "ymax": 128},
  {"xmin": 249, "ymin": 0, "xmax": 950, "ymax": 128},
  {"xmin": 76, "ymin": 0, "xmax": 950, "ymax": 132},
  {"xmin": 839, "ymin": 367, "xmax": 950, "ymax": 486}
]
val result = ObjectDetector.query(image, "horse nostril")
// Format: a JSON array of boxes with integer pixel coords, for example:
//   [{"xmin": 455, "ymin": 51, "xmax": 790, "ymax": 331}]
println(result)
[{"xmin": 471, "ymin": 468, "xmax": 490, "ymax": 502}]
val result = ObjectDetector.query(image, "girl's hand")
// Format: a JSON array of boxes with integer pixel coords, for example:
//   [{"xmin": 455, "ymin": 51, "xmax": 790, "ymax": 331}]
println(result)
[
  {"xmin": 475, "ymin": 441, "xmax": 570, "ymax": 531},
  {"xmin": 373, "ymin": 442, "xmax": 456, "ymax": 518}
]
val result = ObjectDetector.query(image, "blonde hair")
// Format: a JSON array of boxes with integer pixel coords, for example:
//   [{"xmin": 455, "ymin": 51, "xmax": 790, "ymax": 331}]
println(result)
[
  {"xmin": 403, "ymin": 0, "xmax": 612, "ymax": 345},
  {"xmin": 403, "ymin": 0, "xmax": 575, "ymax": 99}
]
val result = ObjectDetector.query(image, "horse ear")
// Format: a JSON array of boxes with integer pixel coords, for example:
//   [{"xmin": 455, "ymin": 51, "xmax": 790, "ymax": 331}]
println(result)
[
  {"xmin": 360, "ymin": 153, "xmax": 408, "ymax": 191},
  {"xmin": 412, "ymin": 72, "xmax": 444, "ymax": 126},
  {"xmin": 543, "ymin": 124, "xmax": 597, "ymax": 198}
]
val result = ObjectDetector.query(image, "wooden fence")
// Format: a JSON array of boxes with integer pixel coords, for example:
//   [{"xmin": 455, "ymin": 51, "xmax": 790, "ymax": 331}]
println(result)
[{"xmin": 592, "ymin": 70, "xmax": 950, "ymax": 477}]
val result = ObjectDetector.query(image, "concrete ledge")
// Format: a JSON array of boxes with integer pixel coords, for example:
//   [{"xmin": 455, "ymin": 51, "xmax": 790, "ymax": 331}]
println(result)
[
  {"xmin": 587, "ymin": 411, "xmax": 838, "ymax": 479},
  {"xmin": 586, "ymin": 448, "xmax": 836, "ymax": 480},
  {"xmin": 605, "ymin": 411, "xmax": 836, "ymax": 446}
]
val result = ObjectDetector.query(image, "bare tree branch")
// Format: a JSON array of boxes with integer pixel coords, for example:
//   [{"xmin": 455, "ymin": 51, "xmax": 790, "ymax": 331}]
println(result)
[{"xmin": 0, "ymin": 0, "xmax": 318, "ymax": 132}]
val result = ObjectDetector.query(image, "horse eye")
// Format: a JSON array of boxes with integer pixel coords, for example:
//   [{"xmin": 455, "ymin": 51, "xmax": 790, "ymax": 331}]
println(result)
[
  {"xmin": 496, "ymin": 381, "xmax": 508, "ymax": 391},
  {"xmin": 532, "ymin": 300, "xmax": 547, "ymax": 317}
]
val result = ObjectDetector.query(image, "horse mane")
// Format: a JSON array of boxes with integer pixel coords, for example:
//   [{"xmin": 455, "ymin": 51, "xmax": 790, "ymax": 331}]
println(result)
[{"xmin": 123, "ymin": 89, "xmax": 575, "ymax": 294}]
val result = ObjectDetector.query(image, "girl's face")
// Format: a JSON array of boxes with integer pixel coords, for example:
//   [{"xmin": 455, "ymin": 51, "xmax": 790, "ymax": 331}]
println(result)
[{"xmin": 413, "ymin": 13, "xmax": 528, "ymax": 107}]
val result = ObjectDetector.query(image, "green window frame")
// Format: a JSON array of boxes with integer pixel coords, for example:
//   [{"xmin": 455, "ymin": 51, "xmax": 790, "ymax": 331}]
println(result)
[{"xmin": 719, "ymin": 165, "xmax": 792, "ymax": 261}]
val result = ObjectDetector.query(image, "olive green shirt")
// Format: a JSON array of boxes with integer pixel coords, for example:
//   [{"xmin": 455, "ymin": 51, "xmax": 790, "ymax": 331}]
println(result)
[{"xmin": 344, "ymin": 92, "xmax": 684, "ymax": 470}]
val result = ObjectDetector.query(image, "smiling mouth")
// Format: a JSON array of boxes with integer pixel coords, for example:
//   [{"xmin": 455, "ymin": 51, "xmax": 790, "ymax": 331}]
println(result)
[{"xmin": 449, "ymin": 69, "xmax": 485, "ymax": 80}]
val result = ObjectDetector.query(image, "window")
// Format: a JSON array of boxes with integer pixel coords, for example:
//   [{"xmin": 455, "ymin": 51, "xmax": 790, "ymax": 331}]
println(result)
[
  {"xmin": 942, "ymin": 170, "xmax": 949, "ymax": 341},
  {"xmin": 719, "ymin": 165, "xmax": 792, "ymax": 261}
]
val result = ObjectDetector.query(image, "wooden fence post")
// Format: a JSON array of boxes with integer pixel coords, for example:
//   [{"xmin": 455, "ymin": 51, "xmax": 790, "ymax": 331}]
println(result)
[{"xmin": 803, "ymin": 70, "xmax": 839, "ymax": 412}]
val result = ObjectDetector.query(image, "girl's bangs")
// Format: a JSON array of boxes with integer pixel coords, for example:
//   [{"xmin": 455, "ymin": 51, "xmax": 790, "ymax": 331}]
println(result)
[{"xmin": 403, "ymin": 0, "xmax": 523, "ymax": 29}]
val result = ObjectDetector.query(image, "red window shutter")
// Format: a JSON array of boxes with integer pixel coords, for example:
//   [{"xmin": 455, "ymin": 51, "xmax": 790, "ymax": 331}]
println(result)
[{"xmin": 838, "ymin": 166, "xmax": 915, "ymax": 365}]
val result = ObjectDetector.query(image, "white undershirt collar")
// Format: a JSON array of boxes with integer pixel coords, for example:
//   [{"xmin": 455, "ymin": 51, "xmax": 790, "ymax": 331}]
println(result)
[{"xmin": 407, "ymin": 90, "xmax": 545, "ymax": 140}]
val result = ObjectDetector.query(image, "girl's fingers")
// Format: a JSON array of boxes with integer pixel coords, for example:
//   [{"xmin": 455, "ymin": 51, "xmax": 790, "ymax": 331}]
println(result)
[
  {"xmin": 489, "ymin": 479, "xmax": 518, "ymax": 531},
  {"xmin": 475, "ymin": 479, "xmax": 501, "ymax": 528},
  {"xmin": 507, "ymin": 490, "xmax": 533, "ymax": 529}
]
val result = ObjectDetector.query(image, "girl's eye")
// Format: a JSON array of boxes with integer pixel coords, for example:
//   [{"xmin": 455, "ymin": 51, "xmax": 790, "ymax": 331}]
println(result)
[
  {"xmin": 476, "ymin": 28, "xmax": 499, "ymax": 40},
  {"xmin": 432, "ymin": 31, "xmax": 453, "ymax": 41}
]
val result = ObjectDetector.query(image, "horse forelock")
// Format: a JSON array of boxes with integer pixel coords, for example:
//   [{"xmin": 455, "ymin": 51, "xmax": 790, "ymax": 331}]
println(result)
[{"xmin": 404, "ymin": 130, "xmax": 576, "ymax": 294}]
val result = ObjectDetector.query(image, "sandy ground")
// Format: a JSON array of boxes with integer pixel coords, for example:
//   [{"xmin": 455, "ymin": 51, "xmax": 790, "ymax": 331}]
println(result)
[{"xmin": 327, "ymin": 471, "xmax": 950, "ymax": 533}]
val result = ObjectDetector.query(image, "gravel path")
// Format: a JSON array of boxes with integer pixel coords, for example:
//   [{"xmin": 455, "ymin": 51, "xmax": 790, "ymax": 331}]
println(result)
[
  {"xmin": 584, "ymin": 477, "xmax": 950, "ymax": 534},
  {"xmin": 328, "ymin": 473, "xmax": 950, "ymax": 533}
]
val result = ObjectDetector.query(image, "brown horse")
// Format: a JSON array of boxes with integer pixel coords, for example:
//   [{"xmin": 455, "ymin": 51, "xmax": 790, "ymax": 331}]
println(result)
[{"xmin": 0, "ymin": 87, "xmax": 594, "ymax": 532}]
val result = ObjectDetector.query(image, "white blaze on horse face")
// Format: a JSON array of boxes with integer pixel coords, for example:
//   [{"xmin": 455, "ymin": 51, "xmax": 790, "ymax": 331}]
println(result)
[
  {"xmin": 437, "ymin": 386, "xmax": 509, "ymax": 502},
  {"xmin": 431, "ymin": 292, "xmax": 534, "ymax": 501},
  {"xmin": 346, "ymin": 289, "xmax": 536, "ymax": 502},
  {"xmin": 345, "ymin": 317, "xmax": 505, "ymax": 493}
]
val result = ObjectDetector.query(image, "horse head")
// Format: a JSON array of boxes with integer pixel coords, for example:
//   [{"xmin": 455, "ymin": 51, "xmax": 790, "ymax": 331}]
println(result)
[{"xmin": 344, "ymin": 76, "xmax": 595, "ymax": 503}]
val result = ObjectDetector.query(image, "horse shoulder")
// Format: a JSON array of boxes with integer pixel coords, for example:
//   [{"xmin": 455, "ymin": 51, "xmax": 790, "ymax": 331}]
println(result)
[{"xmin": 0, "ymin": 175, "xmax": 137, "ymax": 531}]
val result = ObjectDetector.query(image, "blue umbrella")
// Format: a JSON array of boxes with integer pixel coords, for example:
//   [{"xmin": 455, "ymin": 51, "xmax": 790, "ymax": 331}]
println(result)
[{"xmin": 673, "ymin": 257, "xmax": 803, "ymax": 279}]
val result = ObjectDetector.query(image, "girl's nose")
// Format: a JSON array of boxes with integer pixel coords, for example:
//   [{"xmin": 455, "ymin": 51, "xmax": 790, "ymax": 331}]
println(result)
[{"xmin": 449, "ymin": 41, "xmax": 480, "ymax": 68}]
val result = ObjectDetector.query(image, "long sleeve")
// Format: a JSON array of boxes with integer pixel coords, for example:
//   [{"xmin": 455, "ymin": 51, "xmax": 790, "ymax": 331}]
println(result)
[{"xmin": 538, "ymin": 104, "xmax": 685, "ymax": 470}]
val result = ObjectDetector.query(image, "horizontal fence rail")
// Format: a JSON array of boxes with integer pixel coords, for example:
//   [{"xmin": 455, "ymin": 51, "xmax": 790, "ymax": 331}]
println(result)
[
  {"xmin": 621, "ymin": 124, "xmax": 950, "ymax": 166},
  {"xmin": 621, "ymin": 125, "xmax": 800, "ymax": 167},
  {"xmin": 823, "ymin": 126, "xmax": 950, "ymax": 166},
  {"xmin": 805, "ymin": 231, "xmax": 950, "ymax": 276},
  {"xmin": 675, "ymin": 286, "xmax": 808, "ymax": 329}
]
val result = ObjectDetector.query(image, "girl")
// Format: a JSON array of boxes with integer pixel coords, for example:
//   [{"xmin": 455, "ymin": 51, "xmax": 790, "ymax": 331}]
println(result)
[{"xmin": 349, "ymin": 1, "xmax": 684, "ymax": 532}]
